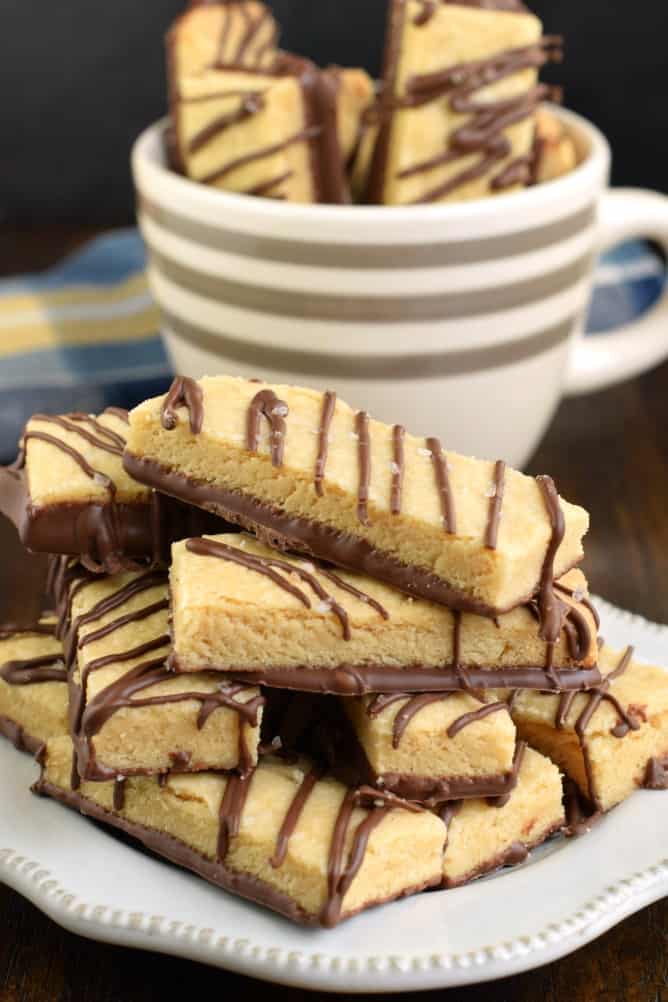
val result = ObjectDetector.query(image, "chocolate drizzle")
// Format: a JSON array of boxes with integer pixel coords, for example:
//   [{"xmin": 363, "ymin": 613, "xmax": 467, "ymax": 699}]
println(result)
[
  {"xmin": 390, "ymin": 425, "xmax": 406, "ymax": 515},
  {"xmin": 66, "ymin": 413, "xmax": 126, "ymax": 451},
  {"xmin": 77, "ymin": 598, "xmax": 170, "ymax": 651},
  {"xmin": 200, "ymin": 125, "xmax": 320, "ymax": 186},
  {"xmin": 0, "ymin": 621, "xmax": 56, "ymax": 639},
  {"xmin": 314, "ymin": 391, "xmax": 336, "ymax": 497},
  {"xmin": 355, "ymin": 411, "xmax": 371, "ymax": 525},
  {"xmin": 447, "ymin": 699, "xmax": 508, "ymax": 737},
  {"xmin": 644, "ymin": 756, "xmax": 668, "ymax": 791},
  {"xmin": 317, "ymin": 568, "xmax": 390, "ymax": 621},
  {"xmin": 426, "ymin": 438, "xmax": 456, "ymax": 533},
  {"xmin": 185, "ymin": 537, "xmax": 351, "ymax": 639},
  {"xmin": 535, "ymin": 474, "xmax": 567, "ymax": 688},
  {"xmin": 113, "ymin": 777, "xmax": 127, "ymax": 811},
  {"xmin": 321, "ymin": 790, "xmax": 391, "ymax": 927},
  {"xmin": 562, "ymin": 779, "xmax": 602, "ymax": 837},
  {"xmin": 161, "ymin": 376, "xmax": 204, "ymax": 434},
  {"xmin": 61, "ymin": 570, "xmax": 168, "ymax": 667},
  {"xmin": 217, "ymin": 769, "xmax": 255, "ymax": 860},
  {"xmin": 485, "ymin": 460, "xmax": 506, "ymax": 550},
  {"xmin": 247, "ymin": 389, "xmax": 288, "ymax": 467},
  {"xmin": 188, "ymin": 92, "xmax": 265, "ymax": 154},
  {"xmin": 366, "ymin": 688, "xmax": 510, "ymax": 750},
  {"xmin": 30, "ymin": 414, "xmax": 123, "ymax": 457},
  {"xmin": 0, "ymin": 654, "xmax": 67, "ymax": 686},
  {"xmin": 245, "ymin": 171, "xmax": 293, "ymax": 197},
  {"xmin": 413, "ymin": 0, "xmax": 436, "ymax": 25},
  {"xmin": 399, "ymin": 40, "xmax": 562, "ymax": 203},
  {"xmin": 212, "ymin": 1, "xmax": 277, "ymax": 67},
  {"xmin": 270, "ymin": 764, "xmax": 325, "ymax": 868},
  {"xmin": 393, "ymin": 693, "xmax": 450, "ymax": 746},
  {"xmin": 103, "ymin": 407, "xmax": 130, "ymax": 424}
]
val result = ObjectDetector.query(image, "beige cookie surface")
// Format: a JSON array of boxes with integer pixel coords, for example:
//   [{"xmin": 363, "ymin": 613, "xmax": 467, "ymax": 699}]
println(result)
[
  {"xmin": 23, "ymin": 411, "xmax": 144, "ymax": 508},
  {"xmin": 168, "ymin": 2, "xmax": 279, "ymax": 78},
  {"xmin": 508, "ymin": 645, "xmax": 668, "ymax": 811},
  {"xmin": 534, "ymin": 106, "xmax": 578, "ymax": 183},
  {"xmin": 173, "ymin": 64, "xmax": 373, "ymax": 202},
  {"xmin": 443, "ymin": 745, "xmax": 564, "ymax": 885},
  {"xmin": 67, "ymin": 569, "xmax": 263, "ymax": 780},
  {"xmin": 345, "ymin": 690, "xmax": 517, "ymax": 797},
  {"xmin": 0, "ymin": 625, "xmax": 68, "ymax": 752},
  {"xmin": 363, "ymin": 1, "xmax": 545, "ymax": 204},
  {"xmin": 171, "ymin": 533, "xmax": 597, "ymax": 675},
  {"xmin": 39, "ymin": 738, "xmax": 446, "ymax": 926},
  {"xmin": 126, "ymin": 375, "xmax": 589, "ymax": 616}
]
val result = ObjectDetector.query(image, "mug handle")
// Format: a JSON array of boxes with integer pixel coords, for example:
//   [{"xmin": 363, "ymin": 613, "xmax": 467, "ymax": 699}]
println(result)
[{"xmin": 565, "ymin": 187, "xmax": 668, "ymax": 396}]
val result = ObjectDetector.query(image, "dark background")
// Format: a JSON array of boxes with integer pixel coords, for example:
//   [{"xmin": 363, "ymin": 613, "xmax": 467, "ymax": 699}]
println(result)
[{"xmin": 1, "ymin": 0, "xmax": 667, "ymax": 225}]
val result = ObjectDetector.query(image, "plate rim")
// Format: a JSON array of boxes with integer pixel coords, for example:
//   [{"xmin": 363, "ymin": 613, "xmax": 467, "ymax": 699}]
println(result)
[{"xmin": 1, "ymin": 595, "xmax": 667, "ymax": 994}]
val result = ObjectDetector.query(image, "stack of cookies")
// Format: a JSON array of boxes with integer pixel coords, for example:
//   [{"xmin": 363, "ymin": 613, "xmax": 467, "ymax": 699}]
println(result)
[
  {"xmin": 1, "ymin": 375, "xmax": 667, "ymax": 927},
  {"xmin": 164, "ymin": 0, "xmax": 577, "ymax": 205}
]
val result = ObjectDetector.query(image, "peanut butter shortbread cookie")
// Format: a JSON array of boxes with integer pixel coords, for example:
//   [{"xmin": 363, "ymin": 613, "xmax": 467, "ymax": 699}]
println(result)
[
  {"xmin": 124, "ymin": 375, "xmax": 589, "ymax": 621},
  {"xmin": 36, "ymin": 737, "xmax": 446, "ymax": 927},
  {"xmin": 507, "ymin": 645, "xmax": 668, "ymax": 812},
  {"xmin": 360, "ymin": 0, "xmax": 560, "ymax": 204},
  {"xmin": 60, "ymin": 566, "xmax": 264, "ymax": 781},
  {"xmin": 169, "ymin": 61, "xmax": 373, "ymax": 202},
  {"xmin": 0, "ymin": 620, "xmax": 67, "ymax": 754},
  {"xmin": 532, "ymin": 106, "xmax": 578, "ymax": 184},
  {"xmin": 442, "ymin": 745, "xmax": 564, "ymax": 886},
  {"xmin": 167, "ymin": 2, "xmax": 280, "ymax": 78},
  {"xmin": 0, "ymin": 409, "xmax": 225, "ymax": 571},
  {"xmin": 169, "ymin": 533, "xmax": 599, "ymax": 692},
  {"xmin": 340, "ymin": 690, "xmax": 518, "ymax": 799}
]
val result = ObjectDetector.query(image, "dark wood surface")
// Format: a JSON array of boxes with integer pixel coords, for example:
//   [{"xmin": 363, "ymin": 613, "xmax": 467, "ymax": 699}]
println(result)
[{"xmin": 0, "ymin": 227, "xmax": 666, "ymax": 1002}]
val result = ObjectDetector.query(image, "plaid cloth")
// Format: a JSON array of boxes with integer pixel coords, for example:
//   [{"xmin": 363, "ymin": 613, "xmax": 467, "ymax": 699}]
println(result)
[{"xmin": 0, "ymin": 229, "xmax": 665, "ymax": 462}]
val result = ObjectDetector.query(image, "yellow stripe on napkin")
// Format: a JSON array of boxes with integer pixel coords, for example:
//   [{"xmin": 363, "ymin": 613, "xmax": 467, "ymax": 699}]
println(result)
[{"xmin": 0, "ymin": 274, "xmax": 160, "ymax": 359}]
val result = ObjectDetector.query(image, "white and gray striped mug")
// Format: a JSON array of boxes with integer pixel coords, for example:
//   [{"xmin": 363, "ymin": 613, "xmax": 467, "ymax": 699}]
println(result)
[{"xmin": 132, "ymin": 105, "xmax": 668, "ymax": 468}]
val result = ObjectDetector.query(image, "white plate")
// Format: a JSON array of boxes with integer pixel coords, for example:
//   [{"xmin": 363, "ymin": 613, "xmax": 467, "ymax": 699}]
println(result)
[{"xmin": 1, "ymin": 596, "xmax": 667, "ymax": 993}]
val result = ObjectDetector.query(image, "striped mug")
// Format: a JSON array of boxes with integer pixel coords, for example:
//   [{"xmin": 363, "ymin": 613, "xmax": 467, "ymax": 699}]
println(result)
[{"xmin": 132, "ymin": 105, "xmax": 668, "ymax": 468}]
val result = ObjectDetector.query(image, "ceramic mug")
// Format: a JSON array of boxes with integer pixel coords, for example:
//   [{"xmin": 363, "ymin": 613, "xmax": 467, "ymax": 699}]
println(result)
[{"xmin": 132, "ymin": 106, "xmax": 668, "ymax": 469}]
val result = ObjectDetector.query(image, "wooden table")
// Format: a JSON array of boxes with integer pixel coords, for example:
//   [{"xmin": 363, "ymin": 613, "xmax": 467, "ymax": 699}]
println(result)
[{"xmin": 0, "ymin": 227, "xmax": 666, "ymax": 1002}]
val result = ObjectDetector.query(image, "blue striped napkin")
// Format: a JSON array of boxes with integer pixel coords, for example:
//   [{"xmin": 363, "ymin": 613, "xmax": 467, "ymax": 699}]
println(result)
[{"xmin": 0, "ymin": 230, "xmax": 664, "ymax": 462}]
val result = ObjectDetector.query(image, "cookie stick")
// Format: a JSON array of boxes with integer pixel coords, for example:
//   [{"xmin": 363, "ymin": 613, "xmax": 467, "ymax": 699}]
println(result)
[
  {"xmin": 0, "ymin": 410, "xmax": 227, "ymax": 571},
  {"xmin": 508, "ymin": 645, "xmax": 668, "ymax": 811},
  {"xmin": 62, "ymin": 568, "xmax": 264, "ymax": 781},
  {"xmin": 36, "ymin": 738, "xmax": 446, "ymax": 927},
  {"xmin": 363, "ymin": 0, "xmax": 560, "ymax": 204},
  {"xmin": 124, "ymin": 375, "xmax": 590, "ymax": 619}
]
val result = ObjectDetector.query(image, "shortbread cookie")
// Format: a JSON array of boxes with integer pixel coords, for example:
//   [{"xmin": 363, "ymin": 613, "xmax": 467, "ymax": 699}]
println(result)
[
  {"xmin": 169, "ymin": 60, "xmax": 373, "ymax": 202},
  {"xmin": 508, "ymin": 645, "xmax": 668, "ymax": 811},
  {"xmin": 340, "ymin": 691, "xmax": 518, "ymax": 799},
  {"xmin": 61, "ymin": 567, "xmax": 264, "ymax": 781},
  {"xmin": 36, "ymin": 738, "xmax": 446, "ymax": 927},
  {"xmin": 532, "ymin": 106, "xmax": 577, "ymax": 184},
  {"xmin": 0, "ymin": 409, "xmax": 225, "ymax": 571},
  {"xmin": 362, "ymin": 0, "xmax": 559, "ymax": 204},
  {"xmin": 0, "ymin": 622, "xmax": 67, "ymax": 754},
  {"xmin": 125, "ymin": 375, "xmax": 589, "ymax": 621},
  {"xmin": 170, "ymin": 533, "xmax": 599, "ymax": 692},
  {"xmin": 167, "ymin": 2, "xmax": 280, "ymax": 78},
  {"xmin": 442, "ymin": 745, "xmax": 564, "ymax": 886}
]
